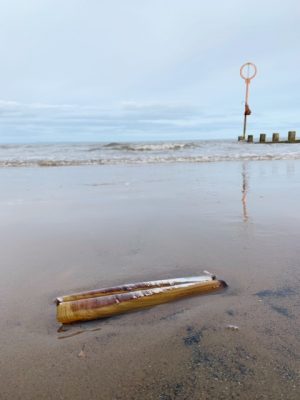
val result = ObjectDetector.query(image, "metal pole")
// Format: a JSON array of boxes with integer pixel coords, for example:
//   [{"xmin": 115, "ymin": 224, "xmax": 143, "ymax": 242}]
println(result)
[
  {"xmin": 243, "ymin": 79, "xmax": 250, "ymax": 140},
  {"xmin": 243, "ymin": 113, "xmax": 247, "ymax": 140}
]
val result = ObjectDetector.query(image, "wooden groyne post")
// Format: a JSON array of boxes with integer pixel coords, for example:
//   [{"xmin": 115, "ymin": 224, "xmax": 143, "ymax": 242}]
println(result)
[
  {"xmin": 260, "ymin": 133, "xmax": 266, "ymax": 143},
  {"xmin": 288, "ymin": 131, "xmax": 296, "ymax": 142},
  {"xmin": 244, "ymin": 131, "xmax": 299, "ymax": 143}
]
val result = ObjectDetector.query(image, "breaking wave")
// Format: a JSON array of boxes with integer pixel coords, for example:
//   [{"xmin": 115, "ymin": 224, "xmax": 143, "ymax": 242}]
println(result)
[
  {"xmin": 1, "ymin": 152, "xmax": 300, "ymax": 168},
  {"xmin": 99, "ymin": 142, "xmax": 198, "ymax": 151}
]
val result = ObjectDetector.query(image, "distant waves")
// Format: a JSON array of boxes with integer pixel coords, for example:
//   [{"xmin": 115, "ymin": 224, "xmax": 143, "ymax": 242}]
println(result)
[{"xmin": 1, "ymin": 140, "xmax": 300, "ymax": 167}]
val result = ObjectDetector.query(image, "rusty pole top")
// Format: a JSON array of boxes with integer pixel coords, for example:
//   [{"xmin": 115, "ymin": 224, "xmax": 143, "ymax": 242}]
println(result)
[
  {"xmin": 240, "ymin": 62, "xmax": 257, "ymax": 81},
  {"xmin": 240, "ymin": 62, "xmax": 257, "ymax": 102}
]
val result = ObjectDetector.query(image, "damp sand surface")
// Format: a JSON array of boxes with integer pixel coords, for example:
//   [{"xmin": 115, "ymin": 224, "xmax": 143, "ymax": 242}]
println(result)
[{"xmin": 0, "ymin": 161, "xmax": 300, "ymax": 399}]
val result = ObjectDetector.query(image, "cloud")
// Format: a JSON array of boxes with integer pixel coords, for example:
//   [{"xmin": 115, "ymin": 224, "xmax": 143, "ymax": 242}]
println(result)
[
  {"xmin": 0, "ymin": 98, "xmax": 299, "ymax": 143},
  {"xmin": 0, "ymin": 99, "xmax": 227, "ymax": 141}
]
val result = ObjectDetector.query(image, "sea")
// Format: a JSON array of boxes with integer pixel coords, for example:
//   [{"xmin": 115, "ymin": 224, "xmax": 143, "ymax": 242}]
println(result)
[{"xmin": 1, "ymin": 140, "xmax": 300, "ymax": 167}]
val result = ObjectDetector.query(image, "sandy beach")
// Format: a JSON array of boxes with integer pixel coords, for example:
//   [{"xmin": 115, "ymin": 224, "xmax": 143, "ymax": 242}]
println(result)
[{"xmin": 0, "ymin": 160, "xmax": 299, "ymax": 399}]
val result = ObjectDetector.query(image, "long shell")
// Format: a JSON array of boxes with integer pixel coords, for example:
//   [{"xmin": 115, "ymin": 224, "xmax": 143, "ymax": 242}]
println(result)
[
  {"xmin": 56, "ymin": 275, "xmax": 215, "ymax": 304},
  {"xmin": 57, "ymin": 279, "xmax": 227, "ymax": 324}
]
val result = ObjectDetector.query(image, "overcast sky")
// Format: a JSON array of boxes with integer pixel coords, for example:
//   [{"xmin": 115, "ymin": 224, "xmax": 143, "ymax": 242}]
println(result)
[{"xmin": 0, "ymin": 0, "xmax": 299, "ymax": 142}]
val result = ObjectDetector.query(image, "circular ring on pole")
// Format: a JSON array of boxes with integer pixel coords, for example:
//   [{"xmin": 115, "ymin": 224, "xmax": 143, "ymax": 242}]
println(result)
[{"xmin": 240, "ymin": 62, "xmax": 257, "ymax": 81}]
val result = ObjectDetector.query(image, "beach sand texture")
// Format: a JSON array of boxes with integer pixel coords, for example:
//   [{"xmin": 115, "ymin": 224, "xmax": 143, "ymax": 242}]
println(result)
[{"xmin": 0, "ymin": 160, "xmax": 299, "ymax": 399}]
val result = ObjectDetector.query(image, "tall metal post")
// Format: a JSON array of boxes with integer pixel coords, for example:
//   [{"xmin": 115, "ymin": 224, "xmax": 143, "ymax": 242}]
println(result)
[{"xmin": 240, "ymin": 62, "xmax": 257, "ymax": 140}]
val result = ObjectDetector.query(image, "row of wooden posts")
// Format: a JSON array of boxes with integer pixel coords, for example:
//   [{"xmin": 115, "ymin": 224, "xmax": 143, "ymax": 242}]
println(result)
[{"xmin": 240, "ymin": 131, "xmax": 299, "ymax": 144}]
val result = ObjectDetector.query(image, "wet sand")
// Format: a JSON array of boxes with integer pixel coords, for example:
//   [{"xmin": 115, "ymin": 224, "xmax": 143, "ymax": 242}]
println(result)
[{"xmin": 0, "ymin": 161, "xmax": 299, "ymax": 399}]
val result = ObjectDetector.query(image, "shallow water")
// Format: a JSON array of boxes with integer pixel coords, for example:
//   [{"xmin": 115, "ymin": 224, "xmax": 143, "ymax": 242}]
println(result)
[{"xmin": 1, "ymin": 139, "xmax": 300, "ymax": 167}]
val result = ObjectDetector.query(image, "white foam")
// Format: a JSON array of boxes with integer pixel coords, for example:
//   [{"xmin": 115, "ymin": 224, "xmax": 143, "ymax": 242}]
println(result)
[{"xmin": 1, "ymin": 140, "xmax": 300, "ymax": 167}]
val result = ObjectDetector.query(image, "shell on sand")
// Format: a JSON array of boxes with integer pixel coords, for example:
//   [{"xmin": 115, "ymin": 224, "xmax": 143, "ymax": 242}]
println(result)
[{"xmin": 56, "ymin": 277, "xmax": 227, "ymax": 324}]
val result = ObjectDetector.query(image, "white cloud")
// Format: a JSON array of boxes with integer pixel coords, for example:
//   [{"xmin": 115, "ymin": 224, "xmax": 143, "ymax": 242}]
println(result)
[{"xmin": 0, "ymin": 97, "xmax": 298, "ymax": 143}]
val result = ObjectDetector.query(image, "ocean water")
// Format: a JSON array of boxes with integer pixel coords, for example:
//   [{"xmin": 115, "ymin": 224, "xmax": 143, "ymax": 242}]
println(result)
[{"xmin": 1, "ymin": 140, "xmax": 300, "ymax": 167}]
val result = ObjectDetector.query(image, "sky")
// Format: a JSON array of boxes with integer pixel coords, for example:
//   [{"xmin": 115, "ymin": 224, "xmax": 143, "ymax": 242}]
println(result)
[{"xmin": 0, "ymin": 0, "xmax": 299, "ymax": 143}]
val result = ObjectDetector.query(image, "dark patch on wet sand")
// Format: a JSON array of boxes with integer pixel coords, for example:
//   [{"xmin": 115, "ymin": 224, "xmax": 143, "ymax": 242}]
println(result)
[
  {"xmin": 270, "ymin": 304, "xmax": 291, "ymax": 317},
  {"xmin": 183, "ymin": 326, "xmax": 202, "ymax": 346},
  {"xmin": 277, "ymin": 365, "xmax": 299, "ymax": 382},
  {"xmin": 182, "ymin": 326, "xmax": 255, "ymax": 383},
  {"xmin": 255, "ymin": 286, "xmax": 296, "ymax": 299},
  {"xmin": 190, "ymin": 347, "xmax": 254, "ymax": 381},
  {"xmin": 255, "ymin": 286, "xmax": 296, "ymax": 319},
  {"xmin": 226, "ymin": 309, "xmax": 236, "ymax": 316}
]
